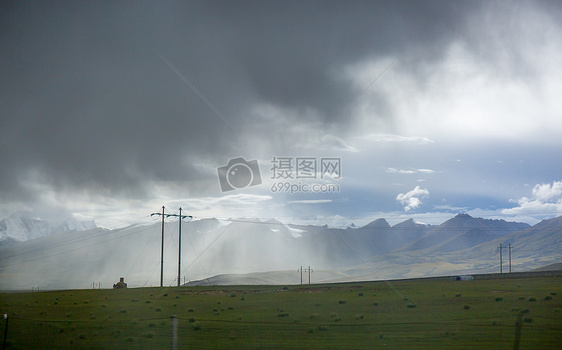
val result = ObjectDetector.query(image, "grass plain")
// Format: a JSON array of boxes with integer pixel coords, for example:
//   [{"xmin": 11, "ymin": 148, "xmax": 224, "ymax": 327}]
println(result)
[{"xmin": 1, "ymin": 276, "xmax": 561, "ymax": 349}]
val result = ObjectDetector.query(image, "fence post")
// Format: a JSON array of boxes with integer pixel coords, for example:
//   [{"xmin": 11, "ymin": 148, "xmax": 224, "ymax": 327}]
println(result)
[
  {"xmin": 513, "ymin": 312, "xmax": 522, "ymax": 350},
  {"xmin": 3, "ymin": 314, "xmax": 8, "ymax": 350},
  {"xmin": 170, "ymin": 315, "xmax": 178, "ymax": 350}
]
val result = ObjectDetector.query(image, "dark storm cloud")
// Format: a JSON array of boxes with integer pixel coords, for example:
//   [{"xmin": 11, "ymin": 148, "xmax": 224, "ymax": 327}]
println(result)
[{"xmin": 0, "ymin": 0, "xmax": 488, "ymax": 204}]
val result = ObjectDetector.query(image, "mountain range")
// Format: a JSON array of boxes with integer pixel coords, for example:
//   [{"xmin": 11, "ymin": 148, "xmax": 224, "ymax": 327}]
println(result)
[
  {"xmin": 0, "ymin": 213, "xmax": 97, "ymax": 244},
  {"xmin": 0, "ymin": 213, "xmax": 559, "ymax": 290}
]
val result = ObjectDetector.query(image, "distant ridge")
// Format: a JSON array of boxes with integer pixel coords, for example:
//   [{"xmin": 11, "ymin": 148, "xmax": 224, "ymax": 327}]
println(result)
[
  {"xmin": 0, "ymin": 213, "xmax": 97, "ymax": 244},
  {"xmin": 394, "ymin": 214, "xmax": 530, "ymax": 254},
  {"xmin": 0, "ymin": 213, "xmax": 559, "ymax": 290},
  {"xmin": 533, "ymin": 262, "xmax": 562, "ymax": 271},
  {"xmin": 362, "ymin": 218, "xmax": 390, "ymax": 229}
]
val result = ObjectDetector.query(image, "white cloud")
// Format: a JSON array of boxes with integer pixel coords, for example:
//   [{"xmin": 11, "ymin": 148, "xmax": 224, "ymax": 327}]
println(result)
[
  {"xmin": 386, "ymin": 168, "xmax": 415, "ymax": 174},
  {"xmin": 386, "ymin": 167, "xmax": 435, "ymax": 174},
  {"xmin": 531, "ymin": 182, "xmax": 562, "ymax": 202},
  {"xmin": 356, "ymin": 134, "xmax": 434, "ymax": 144},
  {"xmin": 502, "ymin": 181, "xmax": 562, "ymax": 217},
  {"xmin": 288, "ymin": 199, "xmax": 333, "ymax": 204},
  {"xmin": 396, "ymin": 186, "xmax": 429, "ymax": 212}
]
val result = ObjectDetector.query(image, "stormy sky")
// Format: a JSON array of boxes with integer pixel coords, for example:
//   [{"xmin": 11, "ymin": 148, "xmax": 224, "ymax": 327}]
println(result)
[{"xmin": 1, "ymin": 0, "xmax": 562, "ymax": 228}]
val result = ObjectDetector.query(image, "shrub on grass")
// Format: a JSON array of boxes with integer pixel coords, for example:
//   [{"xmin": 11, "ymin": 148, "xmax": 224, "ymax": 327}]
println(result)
[
  {"xmin": 278, "ymin": 312, "xmax": 290, "ymax": 317},
  {"xmin": 464, "ymin": 305, "xmax": 470, "ymax": 310},
  {"xmin": 545, "ymin": 296, "xmax": 553, "ymax": 301},
  {"xmin": 192, "ymin": 322, "xmax": 202, "ymax": 331},
  {"xmin": 518, "ymin": 296, "xmax": 525, "ymax": 300},
  {"xmin": 156, "ymin": 308, "xmax": 162, "ymax": 312},
  {"xmin": 551, "ymin": 292, "xmax": 557, "ymax": 296},
  {"xmin": 188, "ymin": 308, "xmax": 194, "ymax": 312},
  {"xmin": 373, "ymin": 302, "xmax": 379, "ymax": 306},
  {"xmin": 338, "ymin": 300, "xmax": 346, "ymax": 304},
  {"xmin": 358, "ymin": 293, "xmax": 364, "ymax": 297},
  {"xmin": 455, "ymin": 294, "xmax": 461, "ymax": 298},
  {"xmin": 524, "ymin": 317, "xmax": 533, "ymax": 323},
  {"xmin": 355, "ymin": 314, "xmax": 364, "ymax": 320},
  {"xmin": 495, "ymin": 297, "xmax": 503, "ymax": 302},
  {"xmin": 529, "ymin": 297, "xmax": 537, "ymax": 302},
  {"xmin": 407, "ymin": 304, "xmax": 416, "ymax": 309},
  {"xmin": 120, "ymin": 309, "xmax": 127, "ymax": 314}
]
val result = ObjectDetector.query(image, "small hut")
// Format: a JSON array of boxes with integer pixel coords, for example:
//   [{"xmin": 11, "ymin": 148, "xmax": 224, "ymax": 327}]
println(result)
[{"xmin": 113, "ymin": 277, "xmax": 127, "ymax": 289}]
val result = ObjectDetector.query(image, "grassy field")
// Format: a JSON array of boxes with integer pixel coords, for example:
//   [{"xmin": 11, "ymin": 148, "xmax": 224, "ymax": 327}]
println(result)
[{"xmin": 1, "ymin": 276, "xmax": 561, "ymax": 349}]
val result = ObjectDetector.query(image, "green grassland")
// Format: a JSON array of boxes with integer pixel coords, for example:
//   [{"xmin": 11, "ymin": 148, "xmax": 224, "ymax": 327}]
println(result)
[{"xmin": 1, "ymin": 276, "xmax": 561, "ymax": 349}]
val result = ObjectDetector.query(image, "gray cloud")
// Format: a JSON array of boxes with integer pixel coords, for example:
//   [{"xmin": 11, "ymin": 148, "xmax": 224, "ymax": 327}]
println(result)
[{"xmin": 1, "ymin": 1, "xmax": 561, "ymax": 224}]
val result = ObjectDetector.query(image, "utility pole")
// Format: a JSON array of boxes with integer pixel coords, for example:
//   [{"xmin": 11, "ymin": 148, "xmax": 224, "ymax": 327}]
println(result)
[
  {"xmin": 305, "ymin": 266, "xmax": 313, "ymax": 285},
  {"xmin": 298, "ymin": 266, "xmax": 303, "ymax": 285},
  {"xmin": 151, "ymin": 206, "xmax": 166, "ymax": 287},
  {"xmin": 152, "ymin": 207, "xmax": 192, "ymax": 287},
  {"xmin": 509, "ymin": 244, "xmax": 512, "ymax": 273},
  {"xmin": 498, "ymin": 244, "xmax": 513, "ymax": 274},
  {"xmin": 166, "ymin": 208, "xmax": 191, "ymax": 287},
  {"xmin": 499, "ymin": 243, "xmax": 503, "ymax": 273},
  {"xmin": 178, "ymin": 208, "xmax": 182, "ymax": 287}
]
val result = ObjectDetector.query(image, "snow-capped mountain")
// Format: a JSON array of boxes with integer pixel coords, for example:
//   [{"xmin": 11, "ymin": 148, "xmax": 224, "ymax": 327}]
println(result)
[{"xmin": 0, "ymin": 213, "xmax": 97, "ymax": 244}]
